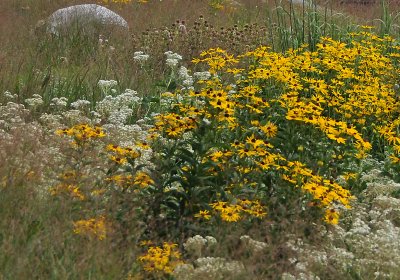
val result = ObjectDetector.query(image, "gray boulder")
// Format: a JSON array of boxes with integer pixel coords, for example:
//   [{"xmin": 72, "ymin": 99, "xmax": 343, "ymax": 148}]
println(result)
[{"xmin": 39, "ymin": 4, "xmax": 129, "ymax": 36}]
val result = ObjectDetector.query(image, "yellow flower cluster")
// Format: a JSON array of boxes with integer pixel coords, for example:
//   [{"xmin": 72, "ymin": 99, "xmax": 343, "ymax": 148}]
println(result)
[
  {"xmin": 208, "ymin": 199, "xmax": 267, "ymax": 222},
  {"xmin": 106, "ymin": 171, "xmax": 154, "ymax": 189},
  {"xmin": 106, "ymin": 144, "xmax": 140, "ymax": 165},
  {"xmin": 49, "ymin": 183, "xmax": 85, "ymax": 200},
  {"xmin": 377, "ymin": 119, "xmax": 400, "ymax": 163},
  {"xmin": 193, "ymin": 47, "xmax": 239, "ymax": 74},
  {"xmin": 154, "ymin": 30, "xmax": 400, "ymax": 225},
  {"xmin": 105, "ymin": 142, "xmax": 154, "ymax": 189},
  {"xmin": 194, "ymin": 209, "xmax": 212, "ymax": 220},
  {"xmin": 282, "ymin": 160, "xmax": 353, "ymax": 224},
  {"xmin": 152, "ymin": 113, "xmax": 197, "ymax": 138},
  {"xmin": 73, "ymin": 216, "xmax": 107, "ymax": 240},
  {"xmin": 56, "ymin": 124, "xmax": 105, "ymax": 146},
  {"xmin": 138, "ymin": 242, "xmax": 183, "ymax": 274},
  {"xmin": 285, "ymin": 102, "xmax": 371, "ymax": 158},
  {"xmin": 324, "ymin": 208, "xmax": 340, "ymax": 225}
]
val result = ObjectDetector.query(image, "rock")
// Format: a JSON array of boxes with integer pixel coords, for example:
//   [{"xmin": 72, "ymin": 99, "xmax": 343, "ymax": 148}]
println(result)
[{"xmin": 41, "ymin": 4, "xmax": 129, "ymax": 36}]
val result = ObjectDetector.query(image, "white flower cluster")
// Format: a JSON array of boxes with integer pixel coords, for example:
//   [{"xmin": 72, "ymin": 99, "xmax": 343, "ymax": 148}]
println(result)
[
  {"xmin": 165, "ymin": 51, "xmax": 182, "ymax": 68},
  {"xmin": 228, "ymin": 83, "xmax": 237, "ymax": 95},
  {"xmin": 193, "ymin": 71, "xmax": 211, "ymax": 81},
  {"xmin": 0, "ymin": 99, "xmax": 65, "ymax": 196},
  {"xmin": 159, "ymin": 92, "xmax": 177, "ymax": 107},
  {"xmin": 360, "ymin": 169, "xmax": 400, "ymax": 197},
  {"xmin": 281, "ymin": 159, "xmax": 400, "ymax": 279},
  {"xmin": 39, "ymin": 113, "xmax": 63, "ymax": 129},
  {"xmin": 183, "ymin": 235, "xmax": 217, "ymax": 257},
  {"xmin": 25, "ymin": 94, "xmax": 44, "ymax": 108},
  {"xmin": 286, "ymin": 237, "xmax": 328, "ymax": 273},
  {"xmin": 98, "ymin": 79, "xmax": 118, "ymax": 95},
  {"xmin": 103, "ymin": 122, "xmax": 155, "ymax": 170},
  {"xmin": 2, "ymin": 90, "xmax": 17, "ymax": 101},
  {"xmin": 240, "ymin": 235, "xmax": 268, "ymax": 253},
  {"xmin": 346, "ymin": 217, "xmax": 371, "ymax": 236},
  {"xmin": 63, "ymin": 109, "xmax": 92, "ymax": 125},
  {"xmin": 95, "ymin": 88, "xmax": 142, "ymax": 125},
  {"xmin": 70, "ymin": 99, "xmax": 91, "ymax": 110},
  {"xmin": 0, "ymin": 102, "xmax": 29, "ymax": 129},
  {"xmin": 174, "ymin": 234, "xmax": 244, "ymax": 279},
  {"xmin": 108, "ymin": 107, "xmax": 133, "ymax": 124},
  {"xmin": 50, "ymin": 97, "xmax": 68, "ymax": 109},
  {"xmin": 173, "ymin": 257, "xmax": 245, "ymax": 280},
  {"xmin": 281, "ymin": 272, "xmax": 321, "ymax": 280},
  {"xmin": 133, "ymin": 51, "xmax": 150, "ymax": 64},
  {"xmin": 178, "ymin": 66, "xmax": 194, "ymax": 89}
]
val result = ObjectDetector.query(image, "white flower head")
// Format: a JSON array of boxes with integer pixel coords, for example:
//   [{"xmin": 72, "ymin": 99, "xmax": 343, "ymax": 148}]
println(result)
[
  {"xmin": 166, "ymin": 58, "xmax": 180, "ymax": 68},
  {"xmin": 25, "ymin": 94, "xmax": 44, "ymax": 108},
  {"xmin": 108, "ymin": 107, "xmax": 133, "ymax": 125},
  {"xmin": 240, "ymin": 235, "xmax": 268, "ymax": 252},
  {"xmin": 205, "ymin": 236, "xmax": 217, "ymax": 246},
  {"xmin": 165, "ymin": 51, "xmax": 183, "ymax": 60},
  {"xmin": 178, "ymin": 66, "xmax": 190, "ymax": 79},
  {"xmin": 50, "ymin": 97, "xmax": 68, "ymax": 108},
  {"xmin": 70, "ymin": 99, "xmax": 91, "ymax": 110},
  {"xmin": 133, "ymin": 51, "xmax": 150, "ymax": 64},
  {"xmin": 193, "ymin": 71, "xmax": 211, "ymax": 81},
  {"xmin": 165, "ymin": 51, "xmax": 182, "ymax": 68},
  {"xmin": 184, "ymin": 235, "xmax": 207, "ymax": 257},
  {"xmin": 98, "ymin": 79, "xmax": 118, "ymax": 95},
  {"xmin": 3, "ymin": 90, "xmax": 17, "ymax": 100}
]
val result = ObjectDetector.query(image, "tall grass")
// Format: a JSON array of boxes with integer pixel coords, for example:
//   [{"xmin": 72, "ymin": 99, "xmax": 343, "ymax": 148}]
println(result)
[{"xmin": 0, "ymin": 0, "xmax": 394, "ymax": 105}]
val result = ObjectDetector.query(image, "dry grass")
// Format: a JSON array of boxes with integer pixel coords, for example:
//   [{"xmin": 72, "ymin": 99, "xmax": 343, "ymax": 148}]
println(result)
[{"xmin": 1, "ymin": 0, "xmax": 396, "ymax": 100}]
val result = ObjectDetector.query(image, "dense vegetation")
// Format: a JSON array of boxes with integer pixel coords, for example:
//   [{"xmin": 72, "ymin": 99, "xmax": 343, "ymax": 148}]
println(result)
[{"xmin": 1, "ymin": 0, "xmax": 400, "ymax": 279}]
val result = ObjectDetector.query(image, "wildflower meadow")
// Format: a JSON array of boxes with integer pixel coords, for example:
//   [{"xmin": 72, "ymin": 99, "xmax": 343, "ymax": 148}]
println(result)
[{"xmin": 2, "ymin": 0, "xmax": 400, "ymax": 279}]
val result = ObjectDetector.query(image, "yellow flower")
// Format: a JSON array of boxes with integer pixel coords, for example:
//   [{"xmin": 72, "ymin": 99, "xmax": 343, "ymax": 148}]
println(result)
[
  {"xmin": 49, "ymin": 184, "xmax": 85, "ymax": 200},
  {"xmin": 56, "ymin": 124, "xmax": 106, "ymax": 144},
  {"xmin": 220, "ymin": 208, "xmax": 241, "ymax": 222},
  {"xmin": 249, "ymin": 206, "xmax": 267, "ymax": 218},
  {"xmin": 343, "ymin": 172, "xmax": 357, "ymax": 181},
  {"xmin": 109, "ymin": 155, "xmax": 128, "ymax": 165},
  {"xmin": 245, "ymin": 134, "xmax": 264, "ymax": 149},
  {"xmin": 133, "ymin": 171, "xmax": 154, "ymax": 188},
  {"xmin": 237, "ymin": 148, "xmax": 256, "ymax": 158},
  {"xmin": 260, "ymin": 122, "xmax": 278, "ymax": 138},
  {"xmin": 165, "ymin": 126, "xmax": 182, "ymax": 138},
  {"xmin": 73, "ymin": 216, "xmax": 107, "ymax": 240},
  {"xmin": 106, "ymin": 144, "xmax": 120, "ymax": 152},
  {"xmin": 335, "ymin": 137, "xmax": 346, "ymax": 144},
  {"xmin": 389, "ymin": 154, "xmax": 400, "ymax": 163},
  {"xmin": 194, "ymin": 210, "xmax": 211, "ymax": 220},
  {"xmin": 136, "ymin": 141, "xmax": 151, "ymax": 150},
  {"xmin": 324, "ymin": 209, "xmax": 339, "ymax": 225},
  {"xmin": 138, "ymin": 243, "xmax": 183, "ymax": 275},
  {"xmin": 302, "ymin": 182, "xmax": 328, "ymax": 200},
  {"xmin": 211, "ymin": 201, "xmax": 229, "ymax": 212}
]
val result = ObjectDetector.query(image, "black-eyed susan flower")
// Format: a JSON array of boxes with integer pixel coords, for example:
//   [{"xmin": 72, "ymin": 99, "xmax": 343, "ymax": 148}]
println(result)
[
  {"xmin": 260, "ymin": 122, "xmax": 278, "ymax": 138},
  {"xmin": 194, "ymin": 210, "xmax": 211, "ymax": 220},
  {"xmin": 324, "ymin": 209, "xmax": 339, "ymax": 225},
  {"xmin": 138, "ymin": 242, "xmax": 183, "ymax": 274},
  {"xmin": 73, "ymin": 216, "xmax": 107, "ymax": 240},
  {"xmin": 133, "ymin": 171, "xmax": 154, "ymax": 188}
]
